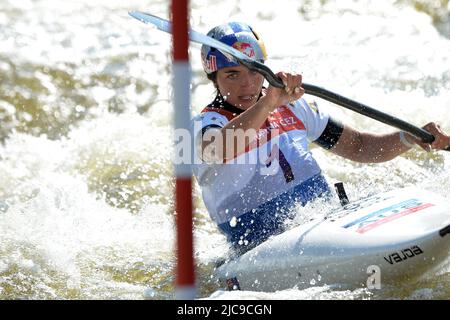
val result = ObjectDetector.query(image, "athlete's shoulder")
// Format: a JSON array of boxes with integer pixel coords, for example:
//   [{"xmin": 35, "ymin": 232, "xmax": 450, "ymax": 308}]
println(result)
[
  {"xmin": 192, "ymin": 101, "xmax": 229, "ymax": 128},
  {"xmin": 306, "ymin": 100, "xmax": 320, "ymax": 114},
  {"xmin": 288, "ymin": 98, "xmax": 319, "ymax": 113},
  {"xmin": 199, "ymin": 99, "xmax": 240, "ymax": 121}
]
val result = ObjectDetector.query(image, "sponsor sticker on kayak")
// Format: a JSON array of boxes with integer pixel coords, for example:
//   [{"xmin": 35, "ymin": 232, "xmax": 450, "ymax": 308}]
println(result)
[{"xmin": 342, "ymin": 198, "xmax": 434, "ymax": 234}]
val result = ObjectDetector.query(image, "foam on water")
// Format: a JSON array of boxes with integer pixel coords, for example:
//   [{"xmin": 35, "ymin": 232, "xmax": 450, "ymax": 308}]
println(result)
[
  {"xmin": 0, "ymin": 122, "xmax": 177, "ymax": 298},
  {"xmin": 0, "ymin": 0, "xmax": 449, "ymax": 299}
]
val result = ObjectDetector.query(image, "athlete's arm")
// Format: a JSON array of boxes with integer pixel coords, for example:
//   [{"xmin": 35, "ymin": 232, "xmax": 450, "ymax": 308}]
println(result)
[
  {"xmin": 329, "ymin": 121, "xmax": 450, "ymax": 162},
  {"xmin": 201, "ymin": 72, "xmax": 303, "ymax": 162},
  {"xmin": 329, "ymin": 125, "xmax": 414, "ymax": 163},
  {"xmin": 201, "ymin": 95, "xmax": 280, "ymax": 162}
]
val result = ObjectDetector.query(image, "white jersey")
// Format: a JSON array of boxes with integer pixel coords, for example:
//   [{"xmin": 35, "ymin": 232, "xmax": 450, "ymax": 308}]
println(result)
[{"xmin": 192, "ymin": 97, "xmax": 330, "ymax": 228}]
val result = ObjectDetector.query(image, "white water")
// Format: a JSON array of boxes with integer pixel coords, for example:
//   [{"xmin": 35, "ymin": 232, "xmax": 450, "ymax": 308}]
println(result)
[{"xmin": 0, "ymin": 0, "xmax": 449, "ymax": 299}]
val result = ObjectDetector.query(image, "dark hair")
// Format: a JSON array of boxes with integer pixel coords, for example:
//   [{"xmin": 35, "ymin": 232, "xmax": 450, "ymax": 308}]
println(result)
[
  {"xmin": 207, "ymin": 71, "xmax": 219, "ymax": 93},
  {"xmin": 207, "ymin": 71, "xmax": 217, "ymax": 83}
]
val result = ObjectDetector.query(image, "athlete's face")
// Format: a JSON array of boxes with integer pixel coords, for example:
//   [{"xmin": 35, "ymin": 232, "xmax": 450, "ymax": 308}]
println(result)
[{"xmin": 216, "ymin": 65, "xmax": 264, "ymax": 110}]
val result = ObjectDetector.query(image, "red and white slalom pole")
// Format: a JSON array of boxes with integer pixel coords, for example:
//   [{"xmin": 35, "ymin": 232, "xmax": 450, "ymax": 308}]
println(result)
[{"xmin": 172, "ymin": 0, "xmax": 196, "ymax": 299}]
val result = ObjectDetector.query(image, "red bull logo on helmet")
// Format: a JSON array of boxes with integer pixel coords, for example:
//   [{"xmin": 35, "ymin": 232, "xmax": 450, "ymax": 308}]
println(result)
[
  {"xmin": 201, "ymin": 23, "xmax": 267, "ymax": 74},
  {"xmin": 232, "ymin": 42, "xmax": 255, "ymax": 58},
  {"xmin": 202, "ymin": 52, "xmax": 218, "ymax": 73}
]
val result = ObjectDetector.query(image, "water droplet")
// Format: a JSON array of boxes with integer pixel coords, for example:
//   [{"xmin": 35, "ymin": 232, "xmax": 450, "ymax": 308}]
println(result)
[{"xmin": 229, "ymin": 216, "xmax": 237, "ymax": 227}]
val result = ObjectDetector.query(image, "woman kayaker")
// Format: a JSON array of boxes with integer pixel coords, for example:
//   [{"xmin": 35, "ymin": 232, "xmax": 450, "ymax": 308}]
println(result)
[{"xmin": 191, "ymin": 22, "xmax": 450, "ymax": 254}]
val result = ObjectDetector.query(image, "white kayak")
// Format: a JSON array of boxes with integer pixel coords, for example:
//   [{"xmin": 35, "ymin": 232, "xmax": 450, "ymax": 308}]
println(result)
[{"xmin": 214, "ymin": 187, "xmax": 450, "ymax": 291}]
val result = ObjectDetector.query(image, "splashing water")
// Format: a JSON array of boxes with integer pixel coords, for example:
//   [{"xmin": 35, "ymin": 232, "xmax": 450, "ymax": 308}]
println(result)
[{"xmin": 0, "ymin": 0, "xmax": 449, "ymax": 299}]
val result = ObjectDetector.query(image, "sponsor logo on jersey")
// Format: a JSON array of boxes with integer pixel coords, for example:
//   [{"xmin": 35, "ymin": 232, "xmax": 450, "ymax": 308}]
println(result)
[
  {"xmin": 239, "ymin": 106, "xmax": 306, "ymax": 158},
  {"xmin": 202, "ymin": 106, "xmax": 306, "ymax": 161},
  {"xmin": 307, "ymin": 101, "xmax": 319, "ymax": 113}
]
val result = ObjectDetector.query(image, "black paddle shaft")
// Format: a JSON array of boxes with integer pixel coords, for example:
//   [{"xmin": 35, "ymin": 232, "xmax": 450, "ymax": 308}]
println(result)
[
  {"xmin": 241, "ymin": 59, "xmax": 450, "ymax": 149},
  {"xmin": 302, "ymin": 83, "xmax": 435, "ymax": 143},
  {"xmin": 303, "ymin": 84, "xmax": 450, "ymax": 151},
  {"xmin": 128, "ymin": 12, "xmax": 448, "ymax": 151}
]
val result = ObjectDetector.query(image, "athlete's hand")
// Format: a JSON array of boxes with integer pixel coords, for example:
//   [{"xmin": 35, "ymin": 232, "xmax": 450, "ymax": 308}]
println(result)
[
  {"xmin": 406, "ymin": 122, "xmax": 450, "ymax": 151},
  {"xmin": 265, "ymin": 72, "xmax": 305, "ymax": 108}
]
